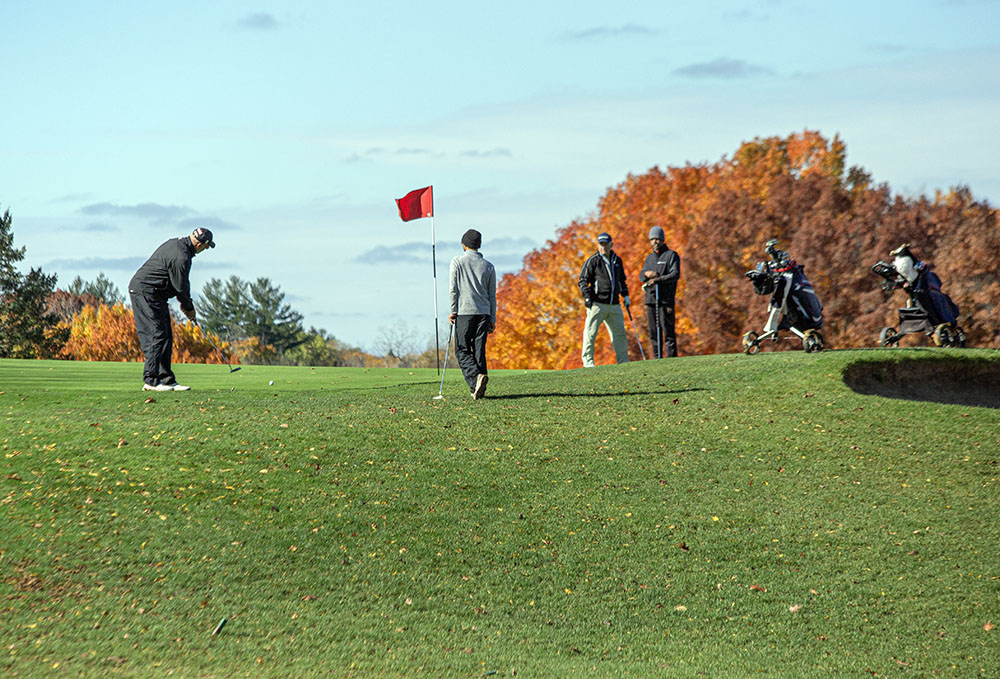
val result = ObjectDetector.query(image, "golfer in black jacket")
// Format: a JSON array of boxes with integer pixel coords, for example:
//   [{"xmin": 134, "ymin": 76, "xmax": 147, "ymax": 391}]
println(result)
[
  {"xmin": 128, "ymin": 228, "xmax": 215, "ymax": 391},
  {"xmin": 640, "ymin": 226, "xmax": 680, "ymax": 358},
  {"xmin": 578, "ymin": 232, "xmax": 631, "ymax": 367}
]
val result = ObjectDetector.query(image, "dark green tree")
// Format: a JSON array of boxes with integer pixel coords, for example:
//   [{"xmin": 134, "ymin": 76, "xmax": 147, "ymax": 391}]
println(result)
[
  {"xmin": 0, "ymin": 207, "xmax": 63, "ymax": 358},
  {"xmin": 67, "ymin": 272, "xmax": 124, "ymax": 305},
  {"xmin": 198, "ymin": 275, "xmax": 305, "ymax": 357}
]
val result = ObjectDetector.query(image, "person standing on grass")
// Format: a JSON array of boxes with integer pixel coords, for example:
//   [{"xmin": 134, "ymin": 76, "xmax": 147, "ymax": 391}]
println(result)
[
  {"xmin": 449, "ymin": 229, "xmax": 497, "ymax": 400},
  {"xmin": 640, "ymin": 225, "xmax": 681, "ymax": 358},
  {"xmin": 128, "ymin": 227, "xmax": 215, "ymax": 392},
  {"xmin": 578, "ymin": 232, "xmax": 631, "ymax": 367}
]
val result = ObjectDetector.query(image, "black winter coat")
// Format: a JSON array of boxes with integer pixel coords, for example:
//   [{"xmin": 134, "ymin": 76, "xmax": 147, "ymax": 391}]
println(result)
[
  {"xmin": 579, "ymin": 251, "xmax": 630, "ymax": 305},
  {"xmin": 640, "ymin": 246, "xmax": 680, "ymax": 306},
  {"xmin": 129, "ymin": 237, "xmax": 196, "ymax": 312}
]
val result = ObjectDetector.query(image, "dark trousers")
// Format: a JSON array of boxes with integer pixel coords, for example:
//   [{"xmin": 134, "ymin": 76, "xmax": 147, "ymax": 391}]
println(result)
[
  {"xmin": 454, "ymin": 314, "xmax": 490, "ymax": 391},
  {"xmin": 646, "ymin": 303, "xmax": 677, "ymax": 358},
  {"xmin": 130, "ymin": 290, "xmax": 175, "ymax": 386}
]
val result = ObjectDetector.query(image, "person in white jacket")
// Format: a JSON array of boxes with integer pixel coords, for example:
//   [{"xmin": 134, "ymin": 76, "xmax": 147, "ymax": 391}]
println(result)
[{"xmin": 448, "ymin": 229, "xmax": 497, "ymax": 399}]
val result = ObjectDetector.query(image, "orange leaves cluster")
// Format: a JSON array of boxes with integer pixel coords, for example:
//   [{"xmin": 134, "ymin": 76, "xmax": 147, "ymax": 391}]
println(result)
[
  {"xmin": 492, "ymin": 130, "xmax": 999, "ymax": 368},
  {"xmin": 58, "ymin": 302, "xmax": 236, "ymax": 365}
]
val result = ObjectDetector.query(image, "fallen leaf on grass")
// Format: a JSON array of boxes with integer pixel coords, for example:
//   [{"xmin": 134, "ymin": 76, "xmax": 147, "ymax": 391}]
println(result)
[
  {"xmin": 803, "ymin": 392, "xmax": 814, "ymax": 398},
  {"xmin": 117, "ymin": 438, "xmax": 127, "ymax": 448},
  {"xmin": 674, "ymin": 605, "xmax": 687, "ymax": 612},
  {"xmin": 788, "ymin": 604, "xmax": 801, "ymax": 612},
  {"xmin": 302, "ymin": 595, "xmax": 317, "ymax": 601},
  {"xmin": 750, "ymin": 584, "xmax": 767, "ymax": 592},
  {"xmin": 279, "ymin": 423, "xmax": 289, "ymax": 429},
  {"xmin": 676, "ymin": 542, "xmax": 690, "ymax": 552},
  {"xmin": 144, "ymin": 398, "xmax": 155, "ymax": 404},
  {"xmin": 985, "ymin": 622, "xmax": 995, "ymax": 631}
]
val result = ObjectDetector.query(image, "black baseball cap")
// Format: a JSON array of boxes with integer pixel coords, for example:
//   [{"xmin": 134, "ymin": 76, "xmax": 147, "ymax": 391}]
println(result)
[
  {"xmin": 193, "ymin": 227, "xmax": 215, "ymax": 248},
  {"xmin": 597, "ymin": 232, "xmax": 612, "ymax": 243}
]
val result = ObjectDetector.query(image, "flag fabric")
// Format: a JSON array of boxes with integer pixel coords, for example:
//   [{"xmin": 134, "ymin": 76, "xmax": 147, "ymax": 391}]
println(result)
[{"xmin": 395, "ymin": 186, "xmax": 434, "ymax": 222}]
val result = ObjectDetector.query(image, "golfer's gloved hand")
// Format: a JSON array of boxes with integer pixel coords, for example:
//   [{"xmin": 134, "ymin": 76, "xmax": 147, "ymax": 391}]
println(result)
[
  {"xmin": 584, "ymin": 298, "xmax": 593, "ymax": 309},
  {"xmin": 184, "ymin": 308, "xmax": 196, "ymax": 322},
  {"xmin": 623, "ymin": 295, "xmax": 630, "ymax": 308}
]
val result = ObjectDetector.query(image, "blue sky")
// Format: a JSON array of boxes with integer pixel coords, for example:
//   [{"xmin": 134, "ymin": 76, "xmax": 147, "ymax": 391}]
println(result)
[{"xmin": 3, "ymin": 0, "xmax": 998, "ymax": 351}]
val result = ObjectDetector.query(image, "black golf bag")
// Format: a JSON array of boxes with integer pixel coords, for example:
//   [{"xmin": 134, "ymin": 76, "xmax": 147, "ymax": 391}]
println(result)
[
  {"xmin": 871, "ymin": 250, "xmax": 965, "ymax": 347},
  {"xmin": 742, "ymin": 239, "xmax": 824, "ymax": 354}
]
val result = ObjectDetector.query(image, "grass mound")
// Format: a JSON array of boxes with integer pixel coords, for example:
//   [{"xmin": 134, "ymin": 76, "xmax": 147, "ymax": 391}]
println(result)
[{"xmin": 2, "ymin": 350, "xmax": 999, "ymax": 678}]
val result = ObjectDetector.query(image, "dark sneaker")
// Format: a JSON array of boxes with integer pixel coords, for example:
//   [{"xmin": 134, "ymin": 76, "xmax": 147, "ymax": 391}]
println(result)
[
  {"xmin": 143, "ymin": 383, "xmax": 173, "ymax": 392},
  {"xmin": 473, "ymin": 374, "xmax": 489, "ymax": 399}
]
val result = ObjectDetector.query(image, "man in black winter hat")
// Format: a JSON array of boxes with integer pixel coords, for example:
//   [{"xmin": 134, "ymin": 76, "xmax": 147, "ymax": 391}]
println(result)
[{"xmin": 128, "ymin": 227, "xmax": 215, "ymax": 391}]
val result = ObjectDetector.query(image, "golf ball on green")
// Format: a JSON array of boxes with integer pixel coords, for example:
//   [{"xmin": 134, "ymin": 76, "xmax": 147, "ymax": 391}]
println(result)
[{"xmin": 269, "ymin": 380, "xmax": 274, "ymax": 385}]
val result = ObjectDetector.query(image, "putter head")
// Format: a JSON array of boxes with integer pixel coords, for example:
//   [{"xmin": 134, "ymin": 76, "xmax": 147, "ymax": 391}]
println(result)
[
  {"xmin": 433, "ymin": 394, "xmax": 444, "ymax": 400},
  {"xmin": 230, "ymin": 366, "xmax": 242, "ymax": 373}
]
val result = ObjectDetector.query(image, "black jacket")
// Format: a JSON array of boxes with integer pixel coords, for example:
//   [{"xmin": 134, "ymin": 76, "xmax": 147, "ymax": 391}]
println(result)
[
  {"xmin": 579, "ymin": 250, "xmax": 630, "ymax": 305},
  {"xmin": 129, "ymin": 237, "xmax": 196, "ymax": 311},
  {"xmin": 640, "ymin": 246, "xmax": 680, "ymax": 305}
]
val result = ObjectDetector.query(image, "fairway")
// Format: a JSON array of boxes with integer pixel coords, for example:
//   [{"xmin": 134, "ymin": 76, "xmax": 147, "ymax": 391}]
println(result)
[{"xmin": 2, "ymin": 350, "xmax": 999, "ymax": 677}]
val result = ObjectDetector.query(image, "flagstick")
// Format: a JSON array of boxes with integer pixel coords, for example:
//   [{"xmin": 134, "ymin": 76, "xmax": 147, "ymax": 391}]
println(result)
[{"xmin": 431, "ymin": 215, "xmax": 440, "ymax": 376}]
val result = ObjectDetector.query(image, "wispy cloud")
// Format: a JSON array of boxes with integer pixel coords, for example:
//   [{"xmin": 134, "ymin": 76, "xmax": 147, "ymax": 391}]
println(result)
[
  {"xmin": 79, "ymin": 202, "xmax": 196, "ymax": 224},
  {"xmin": 353, "ymin": 242, "xmax": 429, "ymax": 265},
  {"xmin": 460, "ymin": 148, "xmax": 513, "ymax": 158},
  {"xmin": 563, "ymin": 24, "xmax": 655, "ymax": 40},
  {"xmin": 47, "ymin": 256, "xmax": 146, "ymax": 271},
  {"xmin": 236, "ymin": 12, "xmax": 279, "ymax": 31},
  {"xmin": 672, "ymin": 57, "xmax": 775, "ymax": 79},
  {"xmin": 353, "ymin": 236, "xmax": 537, "ymax": 271},
  {"xmin": 82, "ymin": 223, "xmax": 119, "ymax": 233},
  {"xmin": 177, "ymin": 216, "xmax": 242, "ymax": 232}
]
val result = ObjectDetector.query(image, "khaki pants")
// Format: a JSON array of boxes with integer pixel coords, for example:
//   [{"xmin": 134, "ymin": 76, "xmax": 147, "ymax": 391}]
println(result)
[{"xmin": 581, "ymin": 302, "xmax": 629, "ymax": 367}]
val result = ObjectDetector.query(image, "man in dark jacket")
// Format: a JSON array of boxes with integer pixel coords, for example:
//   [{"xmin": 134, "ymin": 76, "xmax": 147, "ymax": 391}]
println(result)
[
  {"xmin": 578, "ymin": 232, "xmax": 631, "ymax": 367},
  {"xmin": 640, "ymin": 226, "xmax": 680, "ymax": 358},
  {"xmin": 128, "ymin": 227, "xmax": 215, "ymax": 391}
]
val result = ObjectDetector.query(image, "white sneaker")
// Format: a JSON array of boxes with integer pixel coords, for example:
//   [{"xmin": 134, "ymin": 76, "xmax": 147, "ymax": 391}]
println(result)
[
  {"xmin": 169, "ymin": 383, "xmax": 191, "ymax": 391},
  {"xmin": 142, "ymin": 383, "xmax": 173, "ymax": 392}
]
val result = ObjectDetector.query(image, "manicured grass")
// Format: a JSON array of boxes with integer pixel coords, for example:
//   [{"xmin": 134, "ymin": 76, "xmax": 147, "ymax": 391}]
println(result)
[{"xmin": 2, "ymin": 350, "xmax": 998, "ymax": 677}]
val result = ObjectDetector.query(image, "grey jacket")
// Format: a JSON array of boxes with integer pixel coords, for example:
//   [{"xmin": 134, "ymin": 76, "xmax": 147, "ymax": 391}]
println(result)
[{"xmin": 449, "ymin": 250, "xmax": 496, "ymax": 323}]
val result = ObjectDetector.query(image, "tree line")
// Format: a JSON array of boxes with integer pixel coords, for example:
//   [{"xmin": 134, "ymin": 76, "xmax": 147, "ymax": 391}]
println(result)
[
  {"xmin": 0, "ymin": 209, "xmax": 381, "ymax": 365},
  {"xmin": 491, "ymin": 131, "xmax": 1000, "ymax": 368}
]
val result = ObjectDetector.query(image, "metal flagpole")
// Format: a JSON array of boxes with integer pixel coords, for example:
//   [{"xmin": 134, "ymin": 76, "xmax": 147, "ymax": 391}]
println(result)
[{"xmin": 431, "ymin": 215, "xmax": 440, "ymax": 375}]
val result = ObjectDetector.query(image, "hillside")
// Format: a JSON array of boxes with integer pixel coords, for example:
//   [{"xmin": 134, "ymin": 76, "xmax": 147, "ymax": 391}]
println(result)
[{"xmin": 1, "ymin": 350, "xmax": 998, "ymax": 677}]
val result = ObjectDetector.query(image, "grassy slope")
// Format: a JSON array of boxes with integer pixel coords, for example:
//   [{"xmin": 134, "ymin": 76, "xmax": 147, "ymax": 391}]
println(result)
[{"xmin": 1, "ymin": 351, "xmax": 998, "ymax": 678}]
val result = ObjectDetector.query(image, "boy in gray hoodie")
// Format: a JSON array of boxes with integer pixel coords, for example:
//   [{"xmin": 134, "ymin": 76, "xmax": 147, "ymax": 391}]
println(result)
[{"xmin": 448, "ymin": 229, "xmax": 497, "ymax": 399}]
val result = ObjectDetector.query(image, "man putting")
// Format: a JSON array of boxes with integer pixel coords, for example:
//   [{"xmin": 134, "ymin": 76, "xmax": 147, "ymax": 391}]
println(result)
[
  {"xmin": 448, "ymin": 229, "xmax": 496, "ymax": 400},
  {"xmin": 128, "ymin": 227, "xmax": 215, "ymax": 391},
  {"xmin": 579, "ymin": 232, "xmax": 631, "ymax": 367}
]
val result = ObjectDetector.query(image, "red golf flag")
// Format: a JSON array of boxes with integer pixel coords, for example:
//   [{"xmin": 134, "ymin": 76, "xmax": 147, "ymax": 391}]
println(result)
[{"xmin": 395, "ymin": 186, "xmax": 434, "ymax": 222}]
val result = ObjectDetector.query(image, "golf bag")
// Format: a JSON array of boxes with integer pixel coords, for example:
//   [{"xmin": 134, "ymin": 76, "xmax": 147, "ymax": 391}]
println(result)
[
  {"xmin": 741, "ymin": 239, "xmax": 824, "ymax": 354},
  {"xmin": 870, "ymin": 244, "xmax": 965, "ymax": 347}
]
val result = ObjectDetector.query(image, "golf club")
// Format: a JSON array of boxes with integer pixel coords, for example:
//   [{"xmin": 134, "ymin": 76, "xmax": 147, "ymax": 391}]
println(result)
[
  {"xmin": 194, "ymin": 321, "xmax": 241, "ymax": 373},
  {"xmin": 433, "ymin": 322, "xmax": 455, "ymax": 399},
  {"xmin": 625, "ymin": 305, "xmax": 646, "ymax": 360}
]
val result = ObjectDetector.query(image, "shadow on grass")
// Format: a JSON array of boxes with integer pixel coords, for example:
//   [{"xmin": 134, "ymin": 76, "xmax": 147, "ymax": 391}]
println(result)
[
  {"xmin": 843, "ymin": 356, "xmax": 1000, "ymax": 409},
  {"xmin": 487, "ymin": 387, "xmax": 706, "ymax": 400}
]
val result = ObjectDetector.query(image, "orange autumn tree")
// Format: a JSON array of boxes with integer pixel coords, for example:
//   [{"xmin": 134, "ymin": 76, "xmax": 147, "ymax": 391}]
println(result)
[
  {"xmin": 493, "ymin": 130, "xmax": 1000, "ymax": 368},
  {"xmin": 59, "ymin": 302, "xmax": 236, "ymax": 364}
]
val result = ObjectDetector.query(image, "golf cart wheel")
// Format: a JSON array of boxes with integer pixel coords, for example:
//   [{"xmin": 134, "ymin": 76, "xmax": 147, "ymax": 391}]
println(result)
[
  {"xmin": 803, "ymin": 330, "xmax": 824, "ymax": 353},
  {"xmin": 954, "ymin": 326, "xmax": 967, "ymax": 348},
  {"xmin": 878, "ymin": 326, "xmax": 898, "ymax": 348},
  {"xmin": 741, "ymin": 331, "xmax": 760, "ymax": 355},
  {"xmin": 932, "ymin": 324, "xmax": 952, "ymax": 347}
]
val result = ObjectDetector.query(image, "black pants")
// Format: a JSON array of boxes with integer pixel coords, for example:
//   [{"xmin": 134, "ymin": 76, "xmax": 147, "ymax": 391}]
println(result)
[
  {"xmin": 454, "ymin": 314, "xmax": 490, "ymax": 391},
  {"xmin": 130, "ymin": 289, "xmax": 175, "ymax": 386},
  {"xmin": 646, "ymin": 303, "xmax": 677, "ymax": 358}
]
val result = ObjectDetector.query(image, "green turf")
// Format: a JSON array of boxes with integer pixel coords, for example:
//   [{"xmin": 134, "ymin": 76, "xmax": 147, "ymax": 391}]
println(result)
[{"xmin": 2, "ymin": 351, "xmax": 998, "ymax": 678}]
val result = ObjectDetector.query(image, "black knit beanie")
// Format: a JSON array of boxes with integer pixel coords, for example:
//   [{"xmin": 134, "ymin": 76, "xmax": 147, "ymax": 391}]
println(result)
[{"xmin": 461, "ymin": 229, "xmax": 482, "ymax": 249}]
